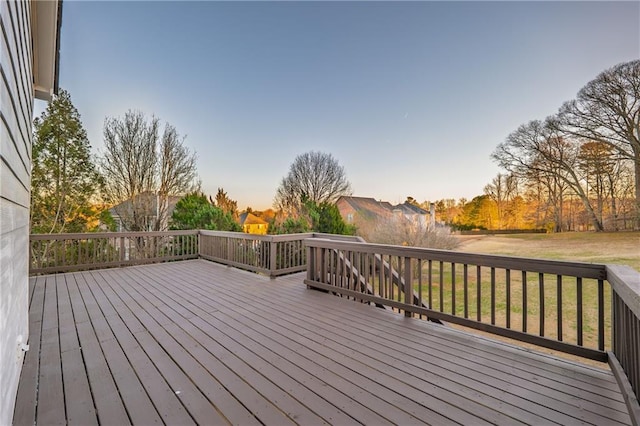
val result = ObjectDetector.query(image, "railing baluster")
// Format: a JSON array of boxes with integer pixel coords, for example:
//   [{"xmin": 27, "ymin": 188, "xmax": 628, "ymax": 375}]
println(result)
[
  {"xmin": 396, "ymin": 256, "xmax": 402, "ymax": 304},
  {"xmin": 506, "ymin": 269, "xmax": 511, "ymax": 329},
  {"xmin": 451, "ymin": 263, "xmax": 456, "ymax": 316},
  {"xmin": 418, "ymin": 259, "xmax": 423, "ymax": 319},
  {"xmin": 522, "ymin": 270, "xmax": 527, "ymax": 333},
  {"xmin": 476, "ymin": 265, "xmax": 481, "ymax": 322},
  {"xmin": 428, "ymin": 259, "xmax": 433, "ymax": 310},
  {"xmin": 577, "ymin": 277, "xmax": 583, "ymax": 346},
  {"xmin": 491, "ymin": 267, "xmax": 496, "ymax": 325},
  {"xmin": 463, "ymin": 264, "xmax": 469, "ymax": 319},
  {"xmin": 539, "ymin": 272, "xmax": 545, "ymax": 337},
  {"xmin": 377, "ymin": 255, "xmax": 383, "ymax": 296},
  {"xmin": 598, "ymin": 279, "xmax": 605, "ymax": 351},
  {"xmin": 557, "ymin": 275, "xmax": 563, "ymax": 342},
  {"xmin": 439, "ymin": 261, "xmax": 444, "ymax": 312}
]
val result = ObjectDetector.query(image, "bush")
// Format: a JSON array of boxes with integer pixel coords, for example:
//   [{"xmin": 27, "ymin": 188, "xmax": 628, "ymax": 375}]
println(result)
[{"xmin": 356, "ymin": 217, "xmax": 460, "ymax": 250}]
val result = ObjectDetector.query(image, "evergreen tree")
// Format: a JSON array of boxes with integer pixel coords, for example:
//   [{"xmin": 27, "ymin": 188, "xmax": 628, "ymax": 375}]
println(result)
[
  {"xmin": 170, "ymin": 192, "xmax": 240, "ymax": 231},
  {"xmin": 31, "ymin": 89, "xmax": 102, "ymax": 233}
]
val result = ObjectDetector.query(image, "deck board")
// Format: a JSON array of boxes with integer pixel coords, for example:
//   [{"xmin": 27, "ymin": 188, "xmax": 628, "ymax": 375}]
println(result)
[
  {"xmin": 14, "ymin": 259, "xmax": 634, "ymax": 425},
  {"xmin": 168, "ymin": 263, "xmax": 624, "ymax": 425}
]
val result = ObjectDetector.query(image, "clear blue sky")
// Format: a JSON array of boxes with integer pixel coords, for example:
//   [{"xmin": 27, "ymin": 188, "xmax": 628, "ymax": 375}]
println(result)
[{"xmin": 37, "ymin": 1, "xmax": 640, "ymax": 210}]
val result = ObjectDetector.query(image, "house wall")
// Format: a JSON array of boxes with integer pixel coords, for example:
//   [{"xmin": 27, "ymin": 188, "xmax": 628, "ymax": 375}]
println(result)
[
  {"xmin": 243, "ymin": 223, "xmax": 268, "ymax": 235},
  {"xmin": 0, "ymin": 1, "xmax": 43, "ymax": 423},
  {"xmin": 336, "ymin": 199, "xmax": 357, "ymax": 223}
]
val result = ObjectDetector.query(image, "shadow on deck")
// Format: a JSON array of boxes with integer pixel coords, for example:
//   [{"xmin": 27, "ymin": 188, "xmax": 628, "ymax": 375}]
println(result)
[{"xmin": 13, "ymin": 259, "xmax": 632, "ymax": 425}]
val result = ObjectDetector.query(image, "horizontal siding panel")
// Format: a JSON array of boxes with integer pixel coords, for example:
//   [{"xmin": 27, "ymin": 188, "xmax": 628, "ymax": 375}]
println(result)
[
  {"xmin": 0, "ymin": 118, "xmax": 30, "ymax": 188},
  {"xmin": 0, "ymin": 50, "xmax": 31, "ymax": 172},
  {"xmin": 16, "ymin": 0, "xmax": 33, "ymax": 120},
  {"xmin": 0, "ymin": 197, "xmax": 29, "ymax": 235},
  {"xmin": 1, "ymin": 9, "xmax": 32, "ymax": 161},
  {"xmin": 4, "ymin": 0, "xmax": 32, "ymax": 131},
  {"xmin": 0, "ymin": 157, "xmax": 30, "ymax": 207}
]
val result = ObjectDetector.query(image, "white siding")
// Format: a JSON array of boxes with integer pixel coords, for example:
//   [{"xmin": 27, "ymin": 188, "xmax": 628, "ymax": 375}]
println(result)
[{"xmin": 0, "ymin": 0, "xmax": 33, "ymax": 424}]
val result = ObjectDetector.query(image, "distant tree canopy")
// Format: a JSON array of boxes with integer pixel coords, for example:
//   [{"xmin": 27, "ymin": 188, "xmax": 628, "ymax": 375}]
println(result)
[
  {"xmin": 170, "ymin": 192, "xmax": 240, "ymax": 231},
  {"xmin": 491, "ymin": 60, "xmax": 640, "ymax": 231},
  {"xmin": 101, "ymin": 110, "xmax": 198, "ymax": 231},
  {"xmin": 274, "ymin": 151, "xmax": 352, "ymax": 214},
  {"xmin": 31, "ymin": 89, "xmax": 102, "ymax": 234},
  {"xmin": 212, "ymin": 188, "xmax": 238, "ymax": 220},
  {"xmin": 306, "ymin": 199, "xmax": 355, "ymax": 235},
  {"xmin": 556, "ymin": 60, "xmax": 640, "ymax": 219}
]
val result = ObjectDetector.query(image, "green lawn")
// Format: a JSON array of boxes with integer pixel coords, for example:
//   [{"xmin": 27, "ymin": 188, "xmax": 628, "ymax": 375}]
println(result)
[
  {"xmin": 456, "ymin": 231, "xmax": 640, "ymax": 272},
  {"xmin": 404, "ymin": 232, "xmax": 639, "ymax": 351}
]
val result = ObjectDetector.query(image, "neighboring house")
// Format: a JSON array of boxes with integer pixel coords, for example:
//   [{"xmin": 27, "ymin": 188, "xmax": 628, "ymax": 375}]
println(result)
[
  {"xmin": 392, "ymin": 201, "xmax": 431, "ymax": 228},
  {"xmin": 0, "ymin": 1, "xmax": 62, "ymax": 423},
  {"xmin": 239, "ymin": 212, "xmax": 269, "ymax": 235},
  {"xmin": 337, "ymin": 196, "xmax": 434, "ymax": 227},
  {"xmin": 109, "ymin": 192, "xmax": 182, "ymax": 232},
  {"xmin": 336, "ymin": 196, "xmax": 394, "ymax": 224}
]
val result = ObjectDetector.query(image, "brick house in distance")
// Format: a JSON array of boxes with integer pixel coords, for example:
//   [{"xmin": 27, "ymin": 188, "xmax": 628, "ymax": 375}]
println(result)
[{"xmin": 336, "ymin": 196, "xmax": 434, "ymax": 228}]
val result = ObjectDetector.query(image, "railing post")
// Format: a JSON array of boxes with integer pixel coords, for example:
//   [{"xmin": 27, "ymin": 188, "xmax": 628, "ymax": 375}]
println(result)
[
  {"xmin": 270, "ymin": 239, "xmax": 277, "ymax": 277},
  {"xmin": 404, "ymin": 257, "xmax": 412, "ymax": 318},
  {"xmin": 306, "ymin": 245, "xmax": 314, "ymax": 288},
  {"xmin": 119, "ymin": 236, "xmax": 125, "ymax": 264}
]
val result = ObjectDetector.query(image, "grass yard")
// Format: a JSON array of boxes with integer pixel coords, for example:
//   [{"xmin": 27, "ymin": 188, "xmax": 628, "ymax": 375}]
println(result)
[
  {"xmin": 378, "ymin": 232, "xmax": 638, "ymax": 353},
  {"xmin": 412, "ymin": 231, "xmax": 639, "ymax": 355},
  {"xmin": 455, "ymin": 231, "xmax": 640, "ymax": 272}
]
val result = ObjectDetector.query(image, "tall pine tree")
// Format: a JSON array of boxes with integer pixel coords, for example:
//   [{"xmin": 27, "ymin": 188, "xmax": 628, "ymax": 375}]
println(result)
[{"xmin": 31, "ymin": 89, "xmax": 102, "ymax": 233}]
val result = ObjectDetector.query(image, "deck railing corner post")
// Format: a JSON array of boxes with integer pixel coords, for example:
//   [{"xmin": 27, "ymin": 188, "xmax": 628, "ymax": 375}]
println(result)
[{"xmin": 270, "ymin": 239, "xmax": 277, "ymax": 276}]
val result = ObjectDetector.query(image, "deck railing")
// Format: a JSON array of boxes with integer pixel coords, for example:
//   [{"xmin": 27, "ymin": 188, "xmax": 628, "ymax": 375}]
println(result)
[
  {"xmin": 29, "ymin": 231, "xmax": 199, "ymax": 274},
  {"xmin": 607, "ymin": 265, "xmax": 640, "ymax": 413},
  {"xmin": 304, "ymin": 238, "xmax": 640, "ymax": 407},
  {"xmin": 29, "ymin": 231, "xmax": 361, "ymax": 277},
  {"xmin": 28, "ymin": 231, "xmax": 639, "ymax": 409},
  {"xmin": 198, "ymin": 231, "xmax": 311, "ymax": 277}
]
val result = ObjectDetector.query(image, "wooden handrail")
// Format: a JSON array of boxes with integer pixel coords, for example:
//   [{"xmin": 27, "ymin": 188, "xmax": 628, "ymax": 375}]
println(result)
[
  {"xmin": 29, "ymin": 231, "xmax": 199, "ymax": 274},
  {"xmin": 607, "ymin": 265, "xmax": 640, "ymax": 408},
  {"xmin": 304, "ymin": 237, "xmax": 640, "ymax": 410},
  {"xmin": 305, "ymin": 238, "xmax": 610, "ymax": 358}
]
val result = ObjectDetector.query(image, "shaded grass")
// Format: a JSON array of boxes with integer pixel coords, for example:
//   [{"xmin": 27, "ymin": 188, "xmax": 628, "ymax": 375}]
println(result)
[
  {"xmin": 412, "ymin": 263, "xmax": 610, "ymax": 351},
  {"xmin": 456, "ymin": 231, "xmax": 640, "ymax": 272}
]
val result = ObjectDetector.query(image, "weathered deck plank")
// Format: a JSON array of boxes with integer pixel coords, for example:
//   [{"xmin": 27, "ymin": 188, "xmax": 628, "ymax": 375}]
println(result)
[
  {"xmin": 168, "ymin": 262, "xmax": 627, "ymax": 425},
  {"xmin": 14, "ymin": 259, "xmax": 633, "ymax": 425}
]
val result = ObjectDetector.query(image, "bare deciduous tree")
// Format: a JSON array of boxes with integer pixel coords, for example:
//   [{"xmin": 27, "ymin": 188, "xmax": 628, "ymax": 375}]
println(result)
[
  {"xmin": 483, "ymin": 173, "xmax": 518, "ymax": 229},
  {"xmin": 101, "ymin": 110, "xmax": 198, "ymax": 231},
  {"xmin": 554, "ymin": 60, "xmax": 640, "ymax": 226},
  {"xmin": 493, "ymin": 120, "xmax": 604, "ymax": 231},
  {"xmin": 274, "ymin": 151, "xmax": 352, "ymax": 214}
]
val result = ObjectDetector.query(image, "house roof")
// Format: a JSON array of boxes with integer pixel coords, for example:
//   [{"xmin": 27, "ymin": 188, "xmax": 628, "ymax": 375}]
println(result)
[
  {"xmin": 393, "ymin": 202, "xmax": 429, "ymax": 215},
  {"xmin": 337, "ymin": 196, "xmax": 394, "ymax": 221},
  {"xmin": 32, "ymin": 0, "xmax": 62, "ymax": 101},
  {"xmin": 109, "ymin": 192, "xmax": 182, "ymax": 218},
  {"xmin": 239, "ymin": 212, "xmax": 268, "ymax": 226}
]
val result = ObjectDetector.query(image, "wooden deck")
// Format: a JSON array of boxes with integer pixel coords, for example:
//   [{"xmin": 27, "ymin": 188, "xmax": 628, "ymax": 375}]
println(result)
[{"xmin": 13, "ymin": 259, "xmax": 632, "ymax": 425}]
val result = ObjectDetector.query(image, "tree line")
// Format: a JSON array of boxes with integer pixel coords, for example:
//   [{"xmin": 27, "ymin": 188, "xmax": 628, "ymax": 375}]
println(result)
[
  {"xmin": 32, "ymin": 59, "xmax": 638, "ymax": 236},
  {"xmin": 30, "ymin": 93, "xmax": 355, "ymax": 235},
  {"xmin": 31, "ymin": 91, "xmax": 201, "ymax": 234}
]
